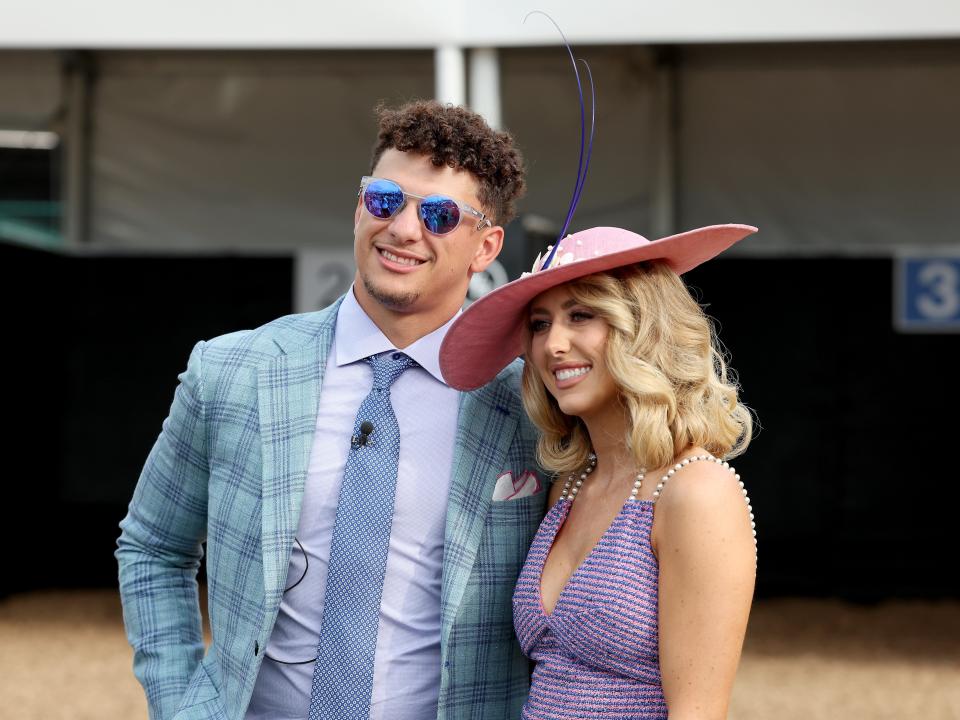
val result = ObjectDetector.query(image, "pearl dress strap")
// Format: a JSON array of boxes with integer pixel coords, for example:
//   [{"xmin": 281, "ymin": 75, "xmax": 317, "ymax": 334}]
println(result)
[
  {"xmin": 556, "ymin": 452, "xmax": 758, "ymax": 565},
  {"xmin": 651, "ymin": 454, "xmax": 758, "ymax": 564}
]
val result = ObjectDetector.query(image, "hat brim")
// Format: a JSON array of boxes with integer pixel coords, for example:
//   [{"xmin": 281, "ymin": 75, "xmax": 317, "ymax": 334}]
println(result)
[{"xmin": 440, "ymin": 224, "xmax": 757, "ymax": 391}]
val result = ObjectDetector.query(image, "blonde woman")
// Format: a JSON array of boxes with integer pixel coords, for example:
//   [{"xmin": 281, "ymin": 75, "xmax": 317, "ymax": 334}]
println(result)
[{"xmin": 439, "ymin": 224, "xmax": 759, "ymax": 720}]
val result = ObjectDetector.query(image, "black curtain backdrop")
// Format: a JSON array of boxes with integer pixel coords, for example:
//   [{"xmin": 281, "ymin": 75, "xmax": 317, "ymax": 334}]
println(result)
[{"xmin": 2, "ymin": 243, "xmax": 957, "ymax": 599}]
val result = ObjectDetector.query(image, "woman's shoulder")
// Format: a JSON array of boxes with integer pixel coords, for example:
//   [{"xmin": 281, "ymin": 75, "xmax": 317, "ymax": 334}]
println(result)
[{"xmin": 651, "ymin": 447, "xmax": 757, "ymax": 574}]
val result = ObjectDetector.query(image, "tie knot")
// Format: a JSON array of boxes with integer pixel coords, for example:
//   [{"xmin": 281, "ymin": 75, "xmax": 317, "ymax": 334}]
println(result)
[{"xmin": 366, "ymin": 351, "xmax": 417, "ymax": 390}]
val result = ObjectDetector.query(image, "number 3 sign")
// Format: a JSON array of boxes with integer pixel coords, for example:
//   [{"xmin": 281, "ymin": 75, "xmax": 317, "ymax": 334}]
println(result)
[{"xmin": 896, "ymin": 255, "xmax": 960, "ymax": 332}]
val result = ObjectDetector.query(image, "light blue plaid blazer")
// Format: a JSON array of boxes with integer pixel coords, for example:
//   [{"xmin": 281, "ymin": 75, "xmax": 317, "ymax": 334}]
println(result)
[{"xmin": 117, "ymin": 296, "xmax": 547, "ymax": 720}]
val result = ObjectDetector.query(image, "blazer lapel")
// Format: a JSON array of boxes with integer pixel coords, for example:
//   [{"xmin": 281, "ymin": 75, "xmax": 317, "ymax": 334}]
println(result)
[
  {"xmin": 258, "ymin": 303, "xmax": 339, "ymax": 608},
  {"xmin": 440, "ymin": 379, "xmax": 520, "ymax": 650}
]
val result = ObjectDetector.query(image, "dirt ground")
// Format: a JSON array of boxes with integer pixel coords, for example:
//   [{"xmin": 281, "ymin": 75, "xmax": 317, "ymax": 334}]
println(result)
[{"xmin": 0, "ymin": 591, "xmax": 957, "ymax": 720}]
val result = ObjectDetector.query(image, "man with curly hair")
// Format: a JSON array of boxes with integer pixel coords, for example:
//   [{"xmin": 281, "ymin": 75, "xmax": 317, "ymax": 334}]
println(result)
[{"xmin": 117, "ymin": 100, "xmax": 545, "ymax": 720}]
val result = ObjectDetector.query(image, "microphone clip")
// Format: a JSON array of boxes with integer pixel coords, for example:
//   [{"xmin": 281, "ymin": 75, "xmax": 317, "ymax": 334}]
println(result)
[{"xmin": 351, "ymin": 421, "xmax": 375, "ymax": 449}]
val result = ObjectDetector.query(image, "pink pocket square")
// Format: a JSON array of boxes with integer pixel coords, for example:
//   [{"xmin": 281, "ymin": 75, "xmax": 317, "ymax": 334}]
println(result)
[{"xmin": 492, "ymin": 470, "xmax": 542, "ymax": 501}]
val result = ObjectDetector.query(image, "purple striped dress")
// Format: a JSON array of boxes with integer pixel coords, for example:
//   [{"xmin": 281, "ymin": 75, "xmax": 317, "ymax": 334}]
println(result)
[{"xmin": 513, "ymin": 498, "xmax": 667, "ymax": 719}]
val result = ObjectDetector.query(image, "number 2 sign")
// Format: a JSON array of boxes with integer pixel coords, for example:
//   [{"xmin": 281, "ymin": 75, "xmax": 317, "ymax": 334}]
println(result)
[
  {"xmin": 895, "ymin": 255, "xmax": 960, "ymax": 333},
  {"xmin": 294, "ymin": 249, "xmax": 356, "ymax": 315}
]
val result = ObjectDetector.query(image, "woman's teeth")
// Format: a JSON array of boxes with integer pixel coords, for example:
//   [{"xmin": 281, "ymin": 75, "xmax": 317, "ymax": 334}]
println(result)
[{"xmin": 555, "ymin": 366, "xmax": 591, "ymax": 381}]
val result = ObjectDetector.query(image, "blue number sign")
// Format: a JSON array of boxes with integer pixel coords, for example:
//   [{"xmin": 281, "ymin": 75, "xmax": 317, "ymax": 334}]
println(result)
[{"xmin": 896, "ymin": 255, "xmax": 960, "ymax": 332}]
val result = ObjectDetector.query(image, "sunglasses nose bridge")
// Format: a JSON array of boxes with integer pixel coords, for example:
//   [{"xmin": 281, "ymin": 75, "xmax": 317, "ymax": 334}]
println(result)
[{"xmin": 386, "ymin": 194, "xmax": 425, "ymax": 237}]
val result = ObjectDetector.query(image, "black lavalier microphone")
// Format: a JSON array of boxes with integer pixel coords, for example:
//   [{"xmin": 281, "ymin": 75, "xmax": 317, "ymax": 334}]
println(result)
[{"xmin": 352, "ymin": 421, "xmax": 375, "ymax": 448}]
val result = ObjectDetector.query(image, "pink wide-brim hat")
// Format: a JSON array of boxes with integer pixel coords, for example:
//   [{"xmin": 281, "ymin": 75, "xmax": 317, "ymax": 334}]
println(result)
[{"xmin": 439, "ymin": 223, "xmax": 757, "ymax": 391}]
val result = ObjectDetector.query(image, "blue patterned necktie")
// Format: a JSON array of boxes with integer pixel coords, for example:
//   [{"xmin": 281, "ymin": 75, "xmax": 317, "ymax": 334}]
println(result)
[{"xmin": 308, "ymin": 351, "xmax": 418, "ymax": 720}]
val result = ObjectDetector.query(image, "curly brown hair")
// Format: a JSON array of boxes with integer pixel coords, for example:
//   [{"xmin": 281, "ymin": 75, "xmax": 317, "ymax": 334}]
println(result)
[{"xmin": 370, "ymin": 100, "xmax": 526, "ymax": 225}]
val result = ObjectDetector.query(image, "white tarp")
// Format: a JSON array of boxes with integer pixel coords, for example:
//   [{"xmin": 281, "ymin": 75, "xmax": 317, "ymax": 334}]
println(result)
[
  {"xmin": 678, "ymin": 42, "xmax": 960, "ymax": 254},
  {"xmin": 501, "ymin": 46, "xmax": 657, "ymax": 238},
  {"xmin": 1, "ymin": 41, "xmax": 952, "ymax": 255},
  {"xmin": 0, "ymin": 51, "xmax": 61, "ymax": 128},
  {"xmin": 90, "ymin": 51, "xmax": 432, "ymax": 250},
  {"xmin": 89, "ymin": 47, "xmax": 657, "ymax": 251}
]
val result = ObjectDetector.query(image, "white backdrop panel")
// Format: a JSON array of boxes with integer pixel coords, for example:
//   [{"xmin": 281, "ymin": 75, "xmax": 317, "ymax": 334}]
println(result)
[
  {"xmin": 501, "ymin": 46, "xmax": 657, "ymax": 238},
  {"xmin": 90, "ymin": 51, "xmax": 432, "ymax": 250},
  {"xmin": 679, "ymin": 42, "xmax": 960, "ymax": 254},
  {"xmin": 0, "ymin": 51, "xmax": 61, "ymax": 127}
]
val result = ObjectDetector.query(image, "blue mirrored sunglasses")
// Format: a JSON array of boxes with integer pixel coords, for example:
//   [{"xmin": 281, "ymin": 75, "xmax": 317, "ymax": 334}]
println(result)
[{"xmin": 359, "ymin": 176, "xmax": 492, "ymax": 236}]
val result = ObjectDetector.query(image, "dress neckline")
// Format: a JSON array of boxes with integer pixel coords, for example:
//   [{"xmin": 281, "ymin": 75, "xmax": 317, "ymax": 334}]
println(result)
[{"xmin": 538, "ymin": 498, "xmax": 652, "ymax": 618}]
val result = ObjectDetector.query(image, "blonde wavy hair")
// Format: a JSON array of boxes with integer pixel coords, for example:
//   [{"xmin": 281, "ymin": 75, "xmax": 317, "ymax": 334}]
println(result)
[{"xmin": 521, "ymin": 261, "xmax": 753, "ymax": 477}]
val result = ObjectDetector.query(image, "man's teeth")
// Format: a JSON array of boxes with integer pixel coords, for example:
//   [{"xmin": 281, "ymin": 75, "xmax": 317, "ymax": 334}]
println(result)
[
  {"xmin": 555, "ymin": 366, "xmax": 591, "ymax": 381},
  {"xmin": 381, "ymin": 249, "xmax": 423, "ymax": 266}
]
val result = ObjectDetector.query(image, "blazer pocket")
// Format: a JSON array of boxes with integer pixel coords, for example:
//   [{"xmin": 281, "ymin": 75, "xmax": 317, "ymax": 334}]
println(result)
[
  {"xmin": 485, "ymin": 490, "xmax": 547, "ymax": 526},
  {"xmin": 490, "ymin": 488, "xmax": 546, "ymax": 504},
  {"xmin": 483, "ymin": 492, "xmax": 548, "ymax": 572}
]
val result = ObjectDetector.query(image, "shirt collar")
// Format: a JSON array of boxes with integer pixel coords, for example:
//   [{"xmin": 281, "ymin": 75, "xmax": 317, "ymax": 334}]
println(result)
[{"xmin": 334, "ymin": 286, "xmax": 459, "ymax": 386}]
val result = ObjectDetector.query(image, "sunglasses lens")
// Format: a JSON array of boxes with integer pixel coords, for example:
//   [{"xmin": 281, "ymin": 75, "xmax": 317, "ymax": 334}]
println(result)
[
  {"xmin": 363, "ymin": 179, "xmax": 404, "ymax": 219},
  {"xmin": 420, "ymin": 196, "xmax": 461, "ymax": 235}
]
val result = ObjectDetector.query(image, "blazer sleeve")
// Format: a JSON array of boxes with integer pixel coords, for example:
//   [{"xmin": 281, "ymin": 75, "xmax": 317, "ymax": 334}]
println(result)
[{"xmin": 116, "ymin": 340, "xmax": 211, "ymax": 720}]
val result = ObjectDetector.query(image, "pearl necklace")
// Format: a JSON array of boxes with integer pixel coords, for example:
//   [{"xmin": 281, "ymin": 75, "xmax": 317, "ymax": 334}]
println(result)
[
  {"xmin": 559, "ymin": 452, "xmax": 648, "ymax": 502},
  {"xmin": 558, "ymin": 452, "xmax": 758, "ymax": 560},
  {"xmin": 558, "ymin": 452, "xmax": 597, "ymax": 500}
]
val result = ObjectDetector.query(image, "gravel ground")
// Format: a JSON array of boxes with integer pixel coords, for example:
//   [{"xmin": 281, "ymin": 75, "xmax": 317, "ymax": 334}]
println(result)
[{"xmin": 1, "ymin": 591, "xmax": 958, "ymax": 720}]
